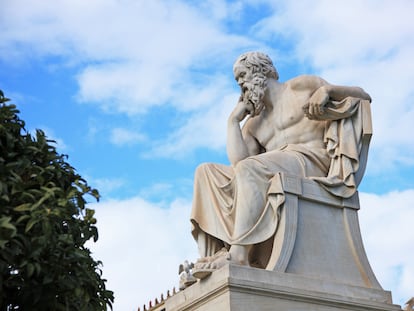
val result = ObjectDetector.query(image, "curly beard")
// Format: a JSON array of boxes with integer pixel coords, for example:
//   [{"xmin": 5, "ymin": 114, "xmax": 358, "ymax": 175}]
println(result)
[{"xmin": 241, "ymin": 74, "xmax": 267, "ymax": 117}]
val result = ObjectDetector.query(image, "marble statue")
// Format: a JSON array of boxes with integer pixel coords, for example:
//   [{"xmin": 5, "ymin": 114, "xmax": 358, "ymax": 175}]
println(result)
[
  {"xmin": 178, "ymin": 260, "xmax": 196, "ymax": 290},
  {"xmin": 404, "ymin": 298, "xmax": 414, "ymax": 311},
  {"xmin": 190, "ymin": 51, "xmax": 372, "ymax": 279}
]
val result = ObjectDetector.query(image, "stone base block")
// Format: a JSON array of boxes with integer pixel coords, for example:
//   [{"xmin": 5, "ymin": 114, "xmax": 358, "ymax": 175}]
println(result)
[{"xmin": 166, "ymin": 265, "xmax": 401, "ymax": 311}]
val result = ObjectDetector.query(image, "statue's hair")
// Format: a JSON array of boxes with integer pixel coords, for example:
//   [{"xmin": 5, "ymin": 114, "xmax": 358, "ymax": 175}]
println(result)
[{"xmin": 234, "ymin": 52, "xmax": 279, "ymax": 80}]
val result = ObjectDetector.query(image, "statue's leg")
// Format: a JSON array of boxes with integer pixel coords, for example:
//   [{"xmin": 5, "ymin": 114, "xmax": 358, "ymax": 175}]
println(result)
[
  {"xmin": 231, "ymin": 152, "xmax": 305, "ymax": 239},
  {"xmin": 229, "ymin": 244, "xmax": 252, "ymax": 265},
  {"xmin": 229, "ymin": 151, "xmax": 308, "ymax": 264},
  {"xmin": 196, "ymin": 231, "xmax": 225, "ymax": 258},
  {"xmin": 193, "ymin": 149, "xmax": 330, "ymax": 276},
  {"xmin": 191, "ymin": 163, "xmax": 234, "ymax": 257}
]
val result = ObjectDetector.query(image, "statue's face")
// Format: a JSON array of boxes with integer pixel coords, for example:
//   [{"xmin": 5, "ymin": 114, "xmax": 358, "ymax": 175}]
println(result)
[
  {"xmin": 234, "ymin": 65, "xmax": 253, "ymax": 91},
  {"xmin": 234, "ymin": 63, "xmax": 267, "ymax": 117}
]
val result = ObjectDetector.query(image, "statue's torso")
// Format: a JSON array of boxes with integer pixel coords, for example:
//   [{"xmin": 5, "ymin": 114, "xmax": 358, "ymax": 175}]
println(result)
[{"xmin": 246, "ymin": 76, "xmax": 327, "ymax": 152}]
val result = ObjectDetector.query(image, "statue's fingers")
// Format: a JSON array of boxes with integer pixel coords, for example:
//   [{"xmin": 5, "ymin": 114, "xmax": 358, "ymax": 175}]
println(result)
[
  {"xmin": 318, "ymin": 104, "xmax": 324, "ymax": 115},
  {"xmin": 246, "ymin": 102, "xmax": 254, "ymax": 115},
  {"xmin": 309, "ymin": 103, "xmax": 316, "ymax": 116}
]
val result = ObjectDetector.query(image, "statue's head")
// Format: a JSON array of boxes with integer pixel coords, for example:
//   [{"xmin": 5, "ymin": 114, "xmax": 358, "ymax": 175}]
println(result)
[
  {"xmin": 233, "ymin": 52, "xmax": 278, "ymax": 117},
  {"xmin": 233, "ymin": 51, "xmax": 279, "ymax": 81}
]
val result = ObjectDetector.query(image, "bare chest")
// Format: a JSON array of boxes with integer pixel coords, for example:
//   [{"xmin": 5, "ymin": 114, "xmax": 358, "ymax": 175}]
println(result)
[{"xmin": 250, "ymin": 89, "xmax": 325, "ymax": 150}]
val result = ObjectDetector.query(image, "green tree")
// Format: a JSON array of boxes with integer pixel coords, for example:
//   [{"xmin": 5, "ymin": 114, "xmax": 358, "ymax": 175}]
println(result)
[{"xmin": 0, "ymin": 90, "xmax": 114, "ymax": 310}]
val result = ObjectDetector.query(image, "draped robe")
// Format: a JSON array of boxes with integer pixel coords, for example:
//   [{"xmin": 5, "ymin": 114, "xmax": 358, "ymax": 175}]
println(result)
[{"xmin": 191, "ymin": 97, "xmax": 367, "ymax": 262}]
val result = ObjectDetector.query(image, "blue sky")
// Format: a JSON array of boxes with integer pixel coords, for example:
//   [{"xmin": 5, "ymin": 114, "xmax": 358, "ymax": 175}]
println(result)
[{"xmin": 1, "ymin": 0, "xmax": 414, "ymax": 309}]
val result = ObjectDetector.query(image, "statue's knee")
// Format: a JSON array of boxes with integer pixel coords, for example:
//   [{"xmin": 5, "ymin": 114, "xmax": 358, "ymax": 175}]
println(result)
[
  {"xmin": 234, "ymin": 158, "xmax": 257, "ymax": 177},
  {"xmin": 195, "ymin": 163, "xmax": 213, "ymax": 178}
]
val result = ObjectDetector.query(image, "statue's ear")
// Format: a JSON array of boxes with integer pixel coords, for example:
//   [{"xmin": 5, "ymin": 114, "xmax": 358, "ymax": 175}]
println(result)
[{"xmin": 179, "ymin": 264, "xmax": 184, "ymax": 274}]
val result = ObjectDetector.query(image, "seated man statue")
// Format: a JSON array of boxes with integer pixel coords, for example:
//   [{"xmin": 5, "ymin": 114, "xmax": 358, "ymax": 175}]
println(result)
[{"xmin": 190, "ymin": 51, "xmax": 371, "ymax": 278}]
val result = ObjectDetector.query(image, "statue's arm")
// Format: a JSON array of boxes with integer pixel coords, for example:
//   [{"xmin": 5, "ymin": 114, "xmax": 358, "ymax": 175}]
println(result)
[
  {"xmin": 226, "ymin": 100, "xmax": 261, "ymax": 166},
  {"xmin": 305, "ymin": 82, "xmax": 371, "ymax": 118},
  {"xmin": 323, "ymin": 84, "xmax": 371, "ymax": 102}
]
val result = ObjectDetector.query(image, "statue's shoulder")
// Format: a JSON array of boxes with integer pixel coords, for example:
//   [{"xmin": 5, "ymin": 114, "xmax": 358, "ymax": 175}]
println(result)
[{"xmin": 286, "ymin": 75, "xmax": 327, "ymax": 91}]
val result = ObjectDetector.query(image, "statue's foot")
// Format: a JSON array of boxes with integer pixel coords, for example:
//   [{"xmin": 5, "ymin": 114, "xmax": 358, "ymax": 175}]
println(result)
[
  {"xmin": 193, "ymin": 248, "xmax": 231, "ymax": 280},
  {"xmin": 192, "ymin": 267, "xmax": 215, "ymax": 280}
]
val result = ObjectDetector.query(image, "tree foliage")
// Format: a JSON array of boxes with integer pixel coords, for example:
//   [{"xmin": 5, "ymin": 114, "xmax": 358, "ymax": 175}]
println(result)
[{"xmin": 0, "ymin": 90, "xmax": 114, "ymax": 310}]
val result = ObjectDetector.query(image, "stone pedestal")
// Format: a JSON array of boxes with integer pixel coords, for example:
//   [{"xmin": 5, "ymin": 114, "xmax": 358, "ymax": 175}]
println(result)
[{"xmin": 166, "ymin": 265, "xmax": 401, "ymax": 311}]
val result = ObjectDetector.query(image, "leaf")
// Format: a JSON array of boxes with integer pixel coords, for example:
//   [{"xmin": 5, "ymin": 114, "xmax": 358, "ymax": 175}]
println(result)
[
  {"xmin": 34, "ymin": 262, "xmax": 41, "ymax": 275},
  {"xmin": 25, "ymin": 218, "xmax": 39, "ymax": 233},
  {"xmin": 0, "ymin": 216, "xmax": 17, "ymax": 240},
  {"xmin": 90, "ymin": 188, "xmax": 100, "ymax": 201},
  {"xmin": 0, "ymin": 89, "xmax": 10, "ymax": 103},
  {"xmin": 14, "ymin": 203, "xmax": 32, "ymax": 212},
  {"xmin": 42, "ymin": 274, "xmax": 54, "ymax": 285},
  {"xmin": 85, "ymin": 208, "xmax": 95, "ymax": 221},
  {"xmin": 0, "ymin": 239, "xmax": 8, "ymax": 248},
  {"xmin": 27, "ymin": 263, "xmax": 35, "ymax": 277},
  {"xmin": 75, "ymin": 287, "xmax": 82, "ymax": 297},
  {"xmin": 1, "ymin": 194, "xmax": 10, "ymax": 202},
  {"xmin": 0, "ymin": 216, "xmax": 14, "ymax": 229},
  {"xmin": 16, "ymin": 214, "xmax": 31, "ymax": 224}
]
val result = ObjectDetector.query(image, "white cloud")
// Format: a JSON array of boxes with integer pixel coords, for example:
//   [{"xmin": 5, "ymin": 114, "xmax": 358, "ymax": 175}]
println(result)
[
  {"xmin": 196, "ymin": 0, "xmax": 244, "ymax": 22},
  {"xmin": 76, "ymin": 61, "xmax": 177, "ymax": 115},
  {"xmin": 1, "ymin": 0, "xmax": 254, "ymax": 115},
  {"xmin": 146, "ymin": 83, "xmax": 239, "ymax": 158},
  {"xmin": 1, "ymin": 0, "xmax": 262, "ymax": 156},
  {"xmin": 88, "ymin": 177, "xmax": 126, "ymax": 198},
  {"xmin": 110, "ymin": 128, "xmax": 146, "ymax": 146},
  {"xmin": 359, "ymin": 190, "xmax": 414, "ymax": 306},
  {"xmin": 88, "ymin": 196, "xmax": 198, "ymax": 311},
  {"xmin": 88, "ymin": 188, "xmax": 414, "ymax": 310},
  {"xmin": 138, "ymin": 180, "xmax": 193, "ymax": 202}
]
